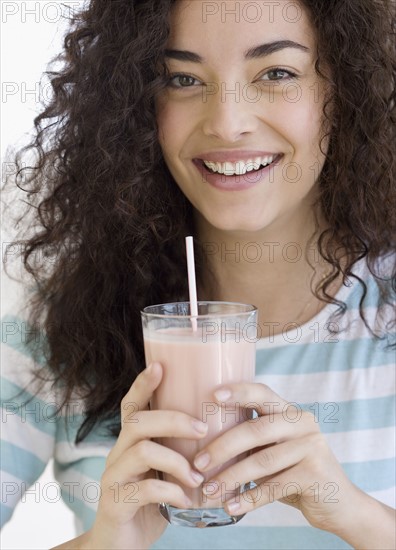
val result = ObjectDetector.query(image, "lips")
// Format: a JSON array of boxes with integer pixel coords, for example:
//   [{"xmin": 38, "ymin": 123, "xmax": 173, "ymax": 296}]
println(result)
[
  {"xmin": 202, "ymin": 155, "xmax": 277, "ymax": 176},
  {"xmin": 193, "ymin": 150, "xmax": 282, "ymax": 162},
  {"xmin": 193, "ymin": 152, "xmax": 283, "ymax": 173},
  {"xmin": 198, "ymin": 155, "xmax": 281, "ymax": 176},
  {"xmin": 192, "ymin": 154, "xmax": 283, "ymax": 191}
]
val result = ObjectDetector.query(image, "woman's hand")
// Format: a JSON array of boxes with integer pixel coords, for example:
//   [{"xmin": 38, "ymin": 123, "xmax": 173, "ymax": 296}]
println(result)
[
  {"xmin": 53, "ymin": 362, "xmax": 207, "ymax": 550},
  {"xmin": 193, "ymin": 382, "xmax": 395, "ymax": 549}
]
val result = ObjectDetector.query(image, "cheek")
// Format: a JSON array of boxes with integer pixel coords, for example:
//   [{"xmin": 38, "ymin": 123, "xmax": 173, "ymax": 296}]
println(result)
[
  {"xmin": 274, "ymin": 95, "xmax": 325, "ymax": 156},
  {"xmin": 156, "ymin": 105, "xmax": 171, "ymax": 149},
  {"xmin": 156, "ymin": 95, "xmax": 173, "ymax": 144}
]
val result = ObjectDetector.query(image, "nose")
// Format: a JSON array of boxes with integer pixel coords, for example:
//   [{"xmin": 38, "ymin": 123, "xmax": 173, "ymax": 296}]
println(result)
[{"xmin": 201, "ymin": 82, "xmax": 259, "ymax": 142}]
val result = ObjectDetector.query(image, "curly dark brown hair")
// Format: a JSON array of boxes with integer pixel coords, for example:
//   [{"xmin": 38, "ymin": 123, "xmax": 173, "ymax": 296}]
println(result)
[{"xmin": 3, "ymin": 0, "xmax": 395, "ymax": 442}]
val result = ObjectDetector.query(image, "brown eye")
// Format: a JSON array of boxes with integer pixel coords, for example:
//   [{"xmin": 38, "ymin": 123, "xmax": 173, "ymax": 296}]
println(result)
[
  {"xmin": 168, "ymin": 74, "xmax": 200, "ymax": 88},
  {"xmin": 261, "ymin": 69, "xmax": 297, "ymax": 81}
]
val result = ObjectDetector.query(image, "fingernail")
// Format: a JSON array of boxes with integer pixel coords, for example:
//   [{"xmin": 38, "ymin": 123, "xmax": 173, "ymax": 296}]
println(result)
[
  {"xmin": 227, "ymin": 499, "xmax": 241, "ymax": 514},
  {"xmin": 190, "ymin": 470, "xmax": 205, "ymax": 485},
  {"xmin": 214, "ymin": 388, "xmax": 232, "ymax": 402},
  {"xmin": 194, "ymin": 452, "xmax": 210, "ymax": 470},
  {"xmin": 192, "ymin": 420, "xmax": 208, "ymax": 434}
]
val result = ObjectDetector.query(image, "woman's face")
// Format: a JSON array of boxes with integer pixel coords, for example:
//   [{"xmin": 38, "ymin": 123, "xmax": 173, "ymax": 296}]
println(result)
[{"xmin": 156, "ymin": 0, "xmax": 329, "ymax": 234}]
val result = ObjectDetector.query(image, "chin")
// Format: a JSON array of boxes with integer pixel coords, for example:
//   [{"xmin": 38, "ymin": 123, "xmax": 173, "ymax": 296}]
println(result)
[{"xmin": 206, "ymin": 216, "xmax": 272, "ymax": 234}]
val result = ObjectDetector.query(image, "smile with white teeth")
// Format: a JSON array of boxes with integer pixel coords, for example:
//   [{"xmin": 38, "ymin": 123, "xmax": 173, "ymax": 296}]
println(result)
[{"xmin": 202, "ymin": 155, "xmax": 277, "ymax": 176}]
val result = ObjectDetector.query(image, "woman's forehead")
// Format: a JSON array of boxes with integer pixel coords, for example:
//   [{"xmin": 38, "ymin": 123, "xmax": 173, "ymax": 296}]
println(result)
[{"xmin": 167, "ymin": 0, "xmax": 316, "ymax": 54}]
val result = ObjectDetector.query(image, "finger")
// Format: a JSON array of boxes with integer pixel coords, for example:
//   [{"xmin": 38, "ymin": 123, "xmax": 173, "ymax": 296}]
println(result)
[
  {"xmin": 100, "ymin": 478, "xmax": 193, "ymax": 524},
  {"xmin": 124, "ymin": 410, "xmax": 208, "ymax": 444},
  {"xmin": 120, "ymin": 362, "xmax": 163, "ymax": 424},
  {"xmin": 222, "ymin": 463, "xmax": 322, "ymax": 517},
  {"xmin": 212, "ymin": 382, "xmax": 290, "ymax": 415},
  {"xmin": 104, "ymin": 440, "xmax": 205, "ymax": 489},
  {"xmin": 194, "ymin": 411, "xmax": 318, "ymax": 472},
  {"xmin": 126, "ymin": 478, "xmax": 194, "ymax": 510},
  {"xmin": 223, "ymin": 472, "xmax": 299, "ymax": 517},
  {"xmin": 202, "ymin": 435, "xmax": 318, "ymax": 501},
  {"xmin": 107, "ymin": 409, "xmax": 208, "ymax": 467}
]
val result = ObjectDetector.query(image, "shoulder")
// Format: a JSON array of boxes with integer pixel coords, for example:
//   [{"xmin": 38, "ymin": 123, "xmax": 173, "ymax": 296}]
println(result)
[
  {"xmin": 1, "ymin": 266, "xmax": 60, "ymax": 406},
  {"xmin": 337, "ymin": 253, "xmax": 395, "ymax": 347}
]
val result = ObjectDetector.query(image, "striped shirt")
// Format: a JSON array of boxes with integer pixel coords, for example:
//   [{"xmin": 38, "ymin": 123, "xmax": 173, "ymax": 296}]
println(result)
[{"xmin": 1, "ymin": 256, "xmax": 395, "ymax": 549}]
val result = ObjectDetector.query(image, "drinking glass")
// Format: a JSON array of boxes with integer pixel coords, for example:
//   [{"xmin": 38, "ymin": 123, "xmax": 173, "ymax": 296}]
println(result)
[{"xmin": 141, "ymin": 301, "xmax": 258, "ymax": 528}]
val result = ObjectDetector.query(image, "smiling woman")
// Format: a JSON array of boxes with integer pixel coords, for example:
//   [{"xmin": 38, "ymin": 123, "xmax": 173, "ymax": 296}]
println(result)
[
  {"xmin": 1, "ymin": 0, "xmax": 395, "ymax": 549},
  {"xmin": 156, "ymin": 3, "xmax": 328, "ymax": 236}
]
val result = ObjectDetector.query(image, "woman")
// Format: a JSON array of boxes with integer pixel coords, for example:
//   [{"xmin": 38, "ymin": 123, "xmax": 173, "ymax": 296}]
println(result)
[{"xmin": 2, "ymin": 0, "xmax": 395, "ymax": 548}]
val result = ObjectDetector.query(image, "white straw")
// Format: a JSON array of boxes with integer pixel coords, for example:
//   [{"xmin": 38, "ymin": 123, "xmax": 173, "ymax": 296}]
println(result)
[{"xmin": 185, "ymin": 236, "xmax": 198, "ymax": 331}]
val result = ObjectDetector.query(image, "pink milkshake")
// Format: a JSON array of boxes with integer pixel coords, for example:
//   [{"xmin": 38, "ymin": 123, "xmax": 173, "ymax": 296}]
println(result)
[{"xmin": 141, "ymin": 301, "xmax": 258, "ymax": 527}]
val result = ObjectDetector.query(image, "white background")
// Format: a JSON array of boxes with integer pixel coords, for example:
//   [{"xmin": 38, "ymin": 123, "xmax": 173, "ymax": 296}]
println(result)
[{"xmin": 1, "ymin": 2, "xmax": 87, "ymax": 548}]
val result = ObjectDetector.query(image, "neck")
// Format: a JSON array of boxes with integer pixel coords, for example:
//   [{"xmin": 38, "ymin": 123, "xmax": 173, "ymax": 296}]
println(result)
[{"xmin": 194, "ymin": 209, "xmax": 342, "ymax": 333}]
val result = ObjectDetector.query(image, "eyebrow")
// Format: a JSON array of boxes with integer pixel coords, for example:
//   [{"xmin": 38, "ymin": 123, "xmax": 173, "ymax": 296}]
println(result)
[{"xmin": 164, "ymin": 40, "xmax": 309, "ymax": 62}]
